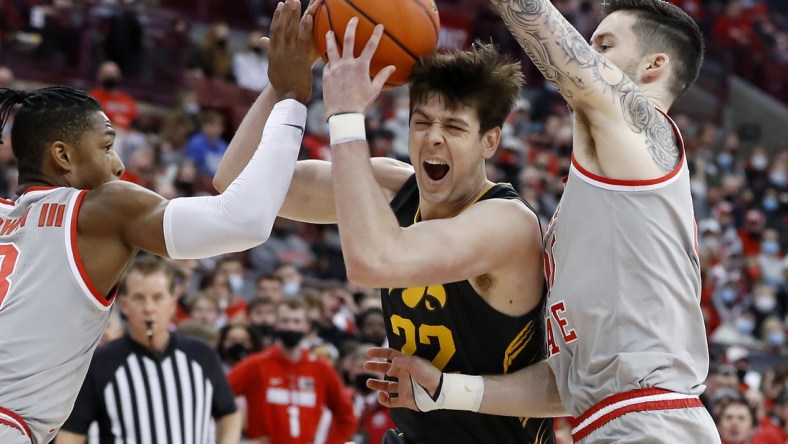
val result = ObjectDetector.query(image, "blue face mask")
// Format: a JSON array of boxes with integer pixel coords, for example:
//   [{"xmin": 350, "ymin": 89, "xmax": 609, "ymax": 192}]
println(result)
[
  {"xmin": 720, "ymin": 288, "xmax": 737, "ymax": 304},
  {"xmin": 768, "ymin": 331, "xmax": 785, "ymax": 347},
  {"xmin": 718, "ymin": 153, "xmax": 733, "ymax": 168},
  {"xmin": 763, "ymin": 197, "xmax": 779, "ymax": 212},
  {"xmin": 736, "ymin": 317, "xmax": 755, "ymax": 334},
  {"xmin": 762, "ymin": 241, "xmax": 780, "ymax": 256}
]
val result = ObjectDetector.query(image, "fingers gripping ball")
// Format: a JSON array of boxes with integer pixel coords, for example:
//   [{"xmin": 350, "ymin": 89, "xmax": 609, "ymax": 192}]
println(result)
[{"xmin": 314, "ymin": 0, "xmax": 440, "ymax": 88}]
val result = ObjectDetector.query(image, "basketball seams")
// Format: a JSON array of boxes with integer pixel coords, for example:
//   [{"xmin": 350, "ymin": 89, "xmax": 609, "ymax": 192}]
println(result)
[
  {"xmin": 316, "ymin": 0, "xmax": 439, "ymax": 87},
  {"xmin": 343, "ymin": 0, "xmax": 420, "ymax": 62},
  {"xmin": 408, "ymin": 0, "xmax": 440, "ymax": 41}
]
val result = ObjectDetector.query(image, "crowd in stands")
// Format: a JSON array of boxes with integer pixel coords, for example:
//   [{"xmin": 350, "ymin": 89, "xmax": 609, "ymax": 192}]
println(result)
[{"xmin": 1, "ymin": 0, "xmax": 787, "ymax": 443}]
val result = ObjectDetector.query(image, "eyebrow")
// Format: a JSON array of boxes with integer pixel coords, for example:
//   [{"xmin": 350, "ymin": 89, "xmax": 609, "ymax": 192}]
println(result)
[
  {"xmin": 104, "ymin": 129, "xmax": 116, "ymax": 138},
  {"xmin": 412, "ymin": 109, "xmax": 470, "ymax": 127},
  {"xmin": 590, "ymin": 32, "xmax": 614, "ymax": 44}
]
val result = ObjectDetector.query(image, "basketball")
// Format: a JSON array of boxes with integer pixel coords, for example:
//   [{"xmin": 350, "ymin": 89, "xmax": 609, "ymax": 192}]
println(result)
[{"xmin": 313, "ymin": 0, "xmax": 441, "ymax": 88}]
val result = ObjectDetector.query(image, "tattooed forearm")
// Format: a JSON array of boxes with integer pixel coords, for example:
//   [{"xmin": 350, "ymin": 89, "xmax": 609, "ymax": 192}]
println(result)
[
  {"xmin": 490, "ymin": 0, "xmax": 680, "ymax": 172},
  {"xmin": 491, "ymin": 0, "xmax": 612, "ymax": 97}
]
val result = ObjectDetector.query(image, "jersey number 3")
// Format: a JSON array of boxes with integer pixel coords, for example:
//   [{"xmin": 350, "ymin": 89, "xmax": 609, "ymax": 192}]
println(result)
[{"xmin": 0, "ymin": 243, "xmax": 20, "ymax": 310}]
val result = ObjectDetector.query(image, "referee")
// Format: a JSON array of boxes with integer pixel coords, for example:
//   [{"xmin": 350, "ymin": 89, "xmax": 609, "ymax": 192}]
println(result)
[{"xmin": 55, "ymin": 257, "xmax": 241, "ymax": 444}]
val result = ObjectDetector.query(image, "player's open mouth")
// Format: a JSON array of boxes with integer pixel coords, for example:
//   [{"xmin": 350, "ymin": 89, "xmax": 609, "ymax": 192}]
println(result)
[{"xmin": 423, "ymin": 160, "xmax": 450, "ymax": 181}]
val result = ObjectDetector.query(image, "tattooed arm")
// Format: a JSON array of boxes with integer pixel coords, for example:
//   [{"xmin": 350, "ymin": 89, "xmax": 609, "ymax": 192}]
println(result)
[{"xmin": 491, "ymin": 0, "xmax": 680, "ymax": 177}]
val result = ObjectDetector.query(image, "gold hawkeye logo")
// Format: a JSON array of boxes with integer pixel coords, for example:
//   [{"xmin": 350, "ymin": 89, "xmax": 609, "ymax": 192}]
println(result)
[{"xmin": 401, "ymin": 285, "xmax": 446, "ymax": 310}]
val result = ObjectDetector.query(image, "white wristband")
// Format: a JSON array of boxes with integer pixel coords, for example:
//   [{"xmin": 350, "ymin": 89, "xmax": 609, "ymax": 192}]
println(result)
[
  {"xmin": 411, "ymin": 373, "xmax": 484, "ymax": 413},
  {"xmin": 328, "ymin": 113, "xmax": 366, "ymax": 145}
]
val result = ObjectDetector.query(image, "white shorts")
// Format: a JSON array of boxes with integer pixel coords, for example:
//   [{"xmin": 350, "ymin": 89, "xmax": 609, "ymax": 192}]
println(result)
[
  {"xmin": 571, "ymin": 388, "xmax": 720, "ymax": 444},
  {"xmin": 576, "ymin": 406, "xmax": 720, "ymax": 444},
  {"xmin": 0, "ymin": 424, "xmax": 32, "ymax": 444}
]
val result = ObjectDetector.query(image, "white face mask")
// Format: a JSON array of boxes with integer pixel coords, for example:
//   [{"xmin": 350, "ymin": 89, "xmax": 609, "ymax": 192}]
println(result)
[
  {"xmin": 768, "ymin": 331, "xmax": 785, "ymax": 347},
  {"xmin": 282, "ymin": 281, "xmax": 300, "ymax": 296},
  {"xmin": 755, "ymin": 296, "xmax": 777, "ymax": 313},
  {"xmin": 228, "ymin": 274, "xmax": 244, "ymax": 293},
  {"xmin": 751, "ymin": 154, "xmax": 768, "ymax": 170}
]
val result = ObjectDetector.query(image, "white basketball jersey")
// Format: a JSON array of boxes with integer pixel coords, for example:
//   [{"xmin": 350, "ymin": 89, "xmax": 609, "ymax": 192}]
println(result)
[
  {"xmin": 0, "ymin": 187, "xmax": 114, "ymax": 444},
  {"xmin": 543, "ymin": 124, "xmax": 709, "ymax": 417}
]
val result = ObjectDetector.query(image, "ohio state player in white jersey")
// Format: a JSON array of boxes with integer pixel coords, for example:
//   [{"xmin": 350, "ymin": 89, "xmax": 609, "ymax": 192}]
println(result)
[
  {"xmin": 0, "ymin": 2, "xmax": 316, "ymax": 442},
  {"xmin": 365, "ymin": 0, "xmax": 721, "ymax": 442}
]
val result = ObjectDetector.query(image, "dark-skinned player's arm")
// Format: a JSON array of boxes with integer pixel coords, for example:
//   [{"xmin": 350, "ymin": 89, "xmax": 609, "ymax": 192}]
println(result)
[
  {"xmin": 364, "ymin": 347, "xmax": 567, "ymax": 418},
  {"xmin": 81, "ymin": 0, "xmax": 310, "ymax": 260},
  {"xmin": 212, "ymin": 0, "xmax": 411, "ymax": 225},
  {"xmin": 491, "ymin": 0, "xmax": 680, "ymax": 178}
]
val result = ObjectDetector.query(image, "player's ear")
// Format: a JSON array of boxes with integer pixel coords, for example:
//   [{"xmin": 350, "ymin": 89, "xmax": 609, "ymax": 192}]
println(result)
[
  {"xmin": 49, "ymin": 141, "xmax": 73, "ymax": 174},
  {"xmin": 642, "ymin": 53, "xmax": 669, "ymax": 83},
  {"xmin": 481, "ymin": 126, "xmax": 501, "ymax": 160}
]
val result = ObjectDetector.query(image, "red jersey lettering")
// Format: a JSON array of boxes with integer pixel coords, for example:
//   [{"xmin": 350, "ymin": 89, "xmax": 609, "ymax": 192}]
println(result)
[{"xmin": 550, "ymin": 300, "xmax": 578, "ymax": 343}]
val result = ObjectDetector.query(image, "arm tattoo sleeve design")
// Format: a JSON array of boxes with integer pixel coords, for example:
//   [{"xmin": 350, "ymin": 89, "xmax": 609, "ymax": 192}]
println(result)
[{"xmin": 491, "ymin": 0, "xmax": 680, "ymax": 172}]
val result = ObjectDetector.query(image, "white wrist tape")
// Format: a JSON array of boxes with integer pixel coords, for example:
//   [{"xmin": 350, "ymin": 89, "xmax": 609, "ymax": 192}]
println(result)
[
  {"xmin": 328, "ymin": 113, "xmax": 366, "ymax": 145},
  {"xmin": 163, "ymin": 99, "xmax": 306, "ymax": 259},
  {"xmin": 411, "ymin": 373, "xmax": 484, "ymax": 413}
]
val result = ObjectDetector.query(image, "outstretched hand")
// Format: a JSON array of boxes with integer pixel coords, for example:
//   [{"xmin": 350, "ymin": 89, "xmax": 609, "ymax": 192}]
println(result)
[
  {"xmin": 364, "ymin": 347, "xmax": 442, "ymax": 411},
  {"xmin": 322, "ymin": 18, "xmax": 395, "ymax": 117},
  {"xmin": 268, "ymin": 0, "xmax": 318, "ymax": 104}
]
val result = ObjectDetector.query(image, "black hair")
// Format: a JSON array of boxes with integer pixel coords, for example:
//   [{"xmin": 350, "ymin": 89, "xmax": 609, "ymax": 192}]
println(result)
[
  {"xmin": 603, "ymin": 0, "xmax": 704, "ymax": 99},
  {"xmin": 0, "ymin": 86, "xmax": 102, "ymax": 179},
  {"xmin": 409, "ymin": 41, "xmax": 524, "ymax": 134}
]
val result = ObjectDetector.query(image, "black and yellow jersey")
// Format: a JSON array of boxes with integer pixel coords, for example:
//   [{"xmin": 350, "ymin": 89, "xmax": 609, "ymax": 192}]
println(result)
[{"xmin": 381, "ymin": 174, "xmax": 554, "ymax": 444}]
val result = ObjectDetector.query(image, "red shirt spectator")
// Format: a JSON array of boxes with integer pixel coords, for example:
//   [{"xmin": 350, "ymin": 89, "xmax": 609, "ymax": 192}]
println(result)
[
  {"xmin": 89, "ymin": 61, "xmax": 138, "ymax": 130},
  {"xmin": 228, "ymin": 299, "xmax": 357, "ymax": 444},
  {"xmin": 90, "ymin": 87, "xmax": 138, "ymax": 130},
  {"xmin": 712, "ymin": 2, "xmax": 761, "ymax": 53}
]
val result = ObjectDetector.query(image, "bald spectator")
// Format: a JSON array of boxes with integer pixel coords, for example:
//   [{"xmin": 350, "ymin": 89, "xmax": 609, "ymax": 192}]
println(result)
[{"xmin": 89, "ymin": 61, "xmax": 138, "ymax": 130}]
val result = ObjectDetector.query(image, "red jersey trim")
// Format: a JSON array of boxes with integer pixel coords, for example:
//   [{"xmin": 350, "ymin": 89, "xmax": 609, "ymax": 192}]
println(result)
[
  {"xmin": 568, "ymin": 388, "xmax": 703, "ymax": 442},
  {"xmin": 0, "ymin": 406, "xmax": 33, "ymax": 441},
  {"xmin": 68, "ymin": 190, "xmax": 117, "ymax": 307},
  {"xmin": 571, "ymin": 110, "xmax": 685, "ymax": 188}
]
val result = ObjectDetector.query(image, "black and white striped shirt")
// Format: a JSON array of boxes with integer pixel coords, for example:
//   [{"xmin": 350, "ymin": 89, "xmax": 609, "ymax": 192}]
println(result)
[{"xmin": 61, "ymin": 333, "xmax": 236, "ymax": 444}]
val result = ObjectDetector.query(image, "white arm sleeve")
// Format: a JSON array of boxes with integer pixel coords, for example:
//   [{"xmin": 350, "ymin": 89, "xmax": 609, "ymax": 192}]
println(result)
[{"xmin": 163, "ymin": 99, "xmax": 306, "ymax": 259}]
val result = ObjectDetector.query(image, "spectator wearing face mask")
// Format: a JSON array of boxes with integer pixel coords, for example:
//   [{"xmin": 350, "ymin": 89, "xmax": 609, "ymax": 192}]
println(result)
[
  {"xmin": 759, "ymin": 316, "xmax": 787, "ymax": 354},
  {"xmin": 233, "ymin": 30, "xmax": 269, "ymax": 92},
  {"xmin": 217, "ymin": 324, "xmax": 262, "ymax": 372},
  {"xmin": 758, "ymin": 230, "xmax": 784, "ymax": 286},
  {"xmin": 89, "ymin": 60, "xmax": 138, "ymax": 131},
  {"xmin": 246, "ymin": 296, "xmax": 278, "ymax": 350},
  {"xmin": 189, "ymin": 21, "xmax": 234, "ymax": 81},
  {"xmin": 227, "ymin": 297, "xmax": 357, "ymax": 444}
]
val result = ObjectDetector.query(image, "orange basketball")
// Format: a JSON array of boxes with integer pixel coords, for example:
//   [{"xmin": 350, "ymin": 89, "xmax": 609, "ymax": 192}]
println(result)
[{"xmin": 313, "ymin": 0, "xmax": 440, "ymax": 88}]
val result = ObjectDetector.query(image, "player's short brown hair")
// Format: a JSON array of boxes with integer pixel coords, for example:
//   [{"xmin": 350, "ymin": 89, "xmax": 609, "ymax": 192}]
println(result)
[
  {"xmin": 604, "ymin": 0, "xmax": 704, "ymax": 100},
  {"xmin": 409, "ymin": 41, "xmax": 524, "ymax": 134}
]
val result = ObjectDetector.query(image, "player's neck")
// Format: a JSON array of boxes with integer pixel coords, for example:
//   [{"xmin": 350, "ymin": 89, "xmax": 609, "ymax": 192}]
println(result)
[
  {"xmin": 16, "ymin": 176, "xmax": 64, "ymax": 196},
  {"xmin": 418, "ymin": 178, "xmax": 493, "ymax": 221},
  {"xmin": 640, "ymin": 86, "xmax": 672, "ymax": 114}
]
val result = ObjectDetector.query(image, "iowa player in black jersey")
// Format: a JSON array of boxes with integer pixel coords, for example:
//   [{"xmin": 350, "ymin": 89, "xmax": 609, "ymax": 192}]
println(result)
[{"xmin": 214, "ymin": 19, "xmax": 553, "ymax": 444}]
